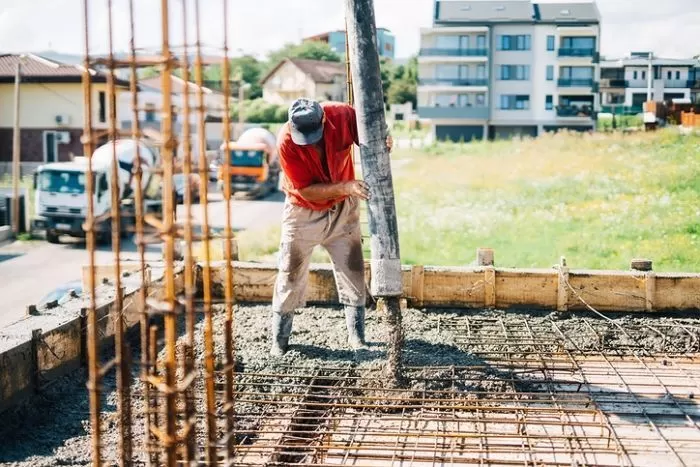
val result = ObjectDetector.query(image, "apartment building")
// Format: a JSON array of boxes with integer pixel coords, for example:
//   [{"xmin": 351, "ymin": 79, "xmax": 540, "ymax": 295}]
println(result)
[
  {"xmin": 600, "ymin": 53, "xmax": 700, "ymax": 111},
  {"xmin": 418, "ymin": 0, "xmax": 601, "ymax": 141}
]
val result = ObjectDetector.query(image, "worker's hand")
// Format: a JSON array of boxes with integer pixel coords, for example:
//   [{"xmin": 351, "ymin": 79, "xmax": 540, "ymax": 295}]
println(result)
[
  {"xmin": 343, "ymin": 180, "xmax": 370, "ymax": 200},
  {"xmin": 386, "ymin": 134, "xmax": 394, "ymax": 153}
]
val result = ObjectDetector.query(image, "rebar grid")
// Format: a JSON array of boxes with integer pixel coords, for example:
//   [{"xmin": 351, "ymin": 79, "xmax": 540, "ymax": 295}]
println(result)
[{"xmin": 80, "ymin": 2, "xmax": 700, "ymax": 466}]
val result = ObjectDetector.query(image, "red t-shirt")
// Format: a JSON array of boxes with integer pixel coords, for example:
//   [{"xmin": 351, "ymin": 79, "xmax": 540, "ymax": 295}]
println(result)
[{"xmin": 278, "ymin": 102, "xmax": 358, "ymax": 211}]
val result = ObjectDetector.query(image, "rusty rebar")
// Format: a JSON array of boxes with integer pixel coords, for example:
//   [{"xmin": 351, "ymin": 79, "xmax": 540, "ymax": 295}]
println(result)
[
  {"xmin": 81, "ymin": 0, "xmax": 101, "ymax": 464},
  {"xmin": 127, "ymin": 1, "xmax": 153, "ymax": 463},
  {"xmin": 220, "ymin": 0, "xmax": 237, "ymax": 460},
  {"xmin": 192, "ymin": 0, "xmax": 219, "ymax": 462}
]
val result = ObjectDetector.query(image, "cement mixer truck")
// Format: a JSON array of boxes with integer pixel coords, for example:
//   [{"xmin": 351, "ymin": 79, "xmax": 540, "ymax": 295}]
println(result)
[
  {"xmin": 32, "ymin": 139, "xmax": 163, "ymax": 244},
  {"xmin": 217, "ymin": 127, "xmax": 280, "ymax": 198}
]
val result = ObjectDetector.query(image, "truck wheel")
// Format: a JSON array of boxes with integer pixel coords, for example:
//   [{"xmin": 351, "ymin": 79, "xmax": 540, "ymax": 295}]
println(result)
[
  {"xmin": 97, "ymin": 231, "xmax": 111, "ymax": 245},
  {"xmin": 46, "ymin": 231, "xmax": 60, "ymax": 244}
]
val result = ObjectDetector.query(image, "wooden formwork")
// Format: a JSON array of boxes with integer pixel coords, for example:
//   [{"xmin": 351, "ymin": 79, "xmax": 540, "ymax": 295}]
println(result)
[
  {"xmin": 681, "ymin": 111, "xmax": 700, "ymax": 128},
  {"xmin": 206, "ymin": 258, "xmax": 700, "ymax": 313}
]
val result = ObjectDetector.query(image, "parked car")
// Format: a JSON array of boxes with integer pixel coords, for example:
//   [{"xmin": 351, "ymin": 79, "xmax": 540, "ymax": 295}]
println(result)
[
  {"xmin": 38, "ymin": 280, "xmax": 83, "ymax": 307},
  {"xmin": 173, "ymin": 173, "xmax": 201, "ymax": 204}
]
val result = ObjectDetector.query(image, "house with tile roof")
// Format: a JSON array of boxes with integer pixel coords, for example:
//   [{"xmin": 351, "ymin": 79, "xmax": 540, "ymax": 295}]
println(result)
[
  {"xmin": 0, "ymin": 54, "xmax": 130, "ymax": 174},
  {"xmin": 260, "ymin": 58, "xmax": 346, "ymax": 107}
]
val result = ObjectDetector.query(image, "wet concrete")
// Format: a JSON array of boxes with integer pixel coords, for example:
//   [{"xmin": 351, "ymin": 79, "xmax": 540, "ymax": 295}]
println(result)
[{"xmin": 2, "ymin": 305, "xmax": 699, "ymax": 465}]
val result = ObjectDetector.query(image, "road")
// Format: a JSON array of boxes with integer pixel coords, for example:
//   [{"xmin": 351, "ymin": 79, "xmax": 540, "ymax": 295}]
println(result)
[{"xmin": 0, "ymin": 191, "xmax": 284, "ymax": 328}]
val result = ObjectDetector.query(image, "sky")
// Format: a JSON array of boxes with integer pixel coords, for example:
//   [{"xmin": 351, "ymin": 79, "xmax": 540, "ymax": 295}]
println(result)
[{"xmin": 0, "ymin": 0, "xmax": 698, "ymax": 60}]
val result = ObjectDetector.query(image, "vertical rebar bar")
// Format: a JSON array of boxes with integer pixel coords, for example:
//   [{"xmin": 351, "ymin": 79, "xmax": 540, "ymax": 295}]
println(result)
[
  {"xmin": 220, "ymin": 0, "xmax": 237, "ymax": 459},
  {"xmin": 179, "ymin": 0, "xmax": 197, "ymax": 461},
  {"xmin": 81, "ymin": 1, "xmax": 101, "ymax": 464},
  {"xmin": 127, "ymin": 0, "xmax": 153, "ymax": 462},
  {"xmin": 159, "ymin": 0, "xmax": 178, "ymax": 464},
  {"xmin": 106, "ymin": 2, "xmax": 132, "ymax": 464},
  {"xmin": 193, "ymin": 0, "xmax": 219, "ymax": 462}
]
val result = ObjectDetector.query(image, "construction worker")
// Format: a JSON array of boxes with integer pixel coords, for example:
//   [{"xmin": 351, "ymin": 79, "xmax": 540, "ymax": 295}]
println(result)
[{"xmin": 270, "ymin": 98, "xmax": 393, "ymax": 356}]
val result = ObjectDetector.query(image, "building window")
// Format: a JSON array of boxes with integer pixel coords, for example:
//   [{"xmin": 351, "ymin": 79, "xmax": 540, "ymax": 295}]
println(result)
[
  {"xmin": 560, "ymin": 36, "xmax": 596, "ymax": 50},
  {"xmin": 476, "ymin": 34, "xmax": 487, "ymax": 50},
  {"xmin": 498, "ymin": 34, "xmax": 531, "ymax": 51},
  {"xmin": 499, "ymin": 65, "xmax": 530, "ymax": 80},
  {"xmin": 547, "ymin": 35, "xmax": 555, "ymax": 51},
  {"xmin": 676, "ymin": 71, "xmax": 681, "ymax": 80},
  {"xmin": 560, "ymin": 66, "xmax": 594, "ymax": 79},
  {"xmin": 500, "ymin": 94, "xmax": 530, "ymax": 110},
  {"xmin": 642, "ymin": 71, "xmax": 646, "ymax": 80},
  {"xmin": 98, "ymin": 91, "xmax": 106, "ymax": 123},
  {"xmin": 546, "ymin": 65, "xmax": 554, "ymax": 81},
  {"xmin": 633, "ymin": 71, "xmax": 638, "ymax": 80},
  {"xmin": 433, "ymin": 93, "xmax": 486, "ymax": 108},
  {"xmin": 545, "ymin": 95, "xmax": 553, "ymax": 110},
  {"xmin": 144, "ymin": 103, "xmax": 156, "ymax": 122}
]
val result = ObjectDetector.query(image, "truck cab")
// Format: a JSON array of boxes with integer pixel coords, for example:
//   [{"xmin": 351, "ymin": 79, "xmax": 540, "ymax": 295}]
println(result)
[
  {"xmin": 217, "ymin": 128, "xmax": 280, "ymax": 198},
  {"xmin": 33, "ymin": 160, "xmax": 113, "ymax": 243},
  {"xmin": 32, "ymin": 139, "xmax": 162, "ymax": 244}
]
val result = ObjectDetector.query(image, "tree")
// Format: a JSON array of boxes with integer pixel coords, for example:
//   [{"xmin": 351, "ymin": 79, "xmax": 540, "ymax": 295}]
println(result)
[
  {"xmin": 379, "ymin": 57, "xmax": 394, "ymax": 105},
  {"xmin": 200, "ymin": 55, "xmax": 263, "ymax": 99},
  {"xmin": 231, "ymin": 56, "xmax": 263, "ymax": 99},
  {"xmin": 266, "ymin": 41, "xmax": 341, "ymax": 73},
  {"xmin": 387, "ymin": 78, "xmax": 417, "ymax": 107}
]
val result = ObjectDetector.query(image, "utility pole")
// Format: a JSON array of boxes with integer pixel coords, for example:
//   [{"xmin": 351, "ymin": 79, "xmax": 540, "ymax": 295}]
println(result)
[
  {"xmin": 12, "ymin": 60, "xmax": 22, "ymax": 236},
  {"xmin": 646, "ymin": 52, "xmax": 653, "ymax": 102},
  {"xmin": 345, "ymin": 0, "xmax": 404, "ymax": 385}
]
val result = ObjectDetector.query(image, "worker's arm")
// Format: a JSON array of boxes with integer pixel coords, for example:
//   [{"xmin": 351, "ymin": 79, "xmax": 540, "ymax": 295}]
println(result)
[
  {"xmin": 298, "ymin": 180, "xmax": 370, "ymax": 202},
  {"xmin": 278, "ymin": 138, "xmax": 370, "ymax": 202}
]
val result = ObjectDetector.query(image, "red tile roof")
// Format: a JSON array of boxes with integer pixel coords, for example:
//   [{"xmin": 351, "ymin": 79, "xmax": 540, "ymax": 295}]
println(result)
[{"xmin": 0, "ymin": 54, "xmax": 128, "ymax": 86}]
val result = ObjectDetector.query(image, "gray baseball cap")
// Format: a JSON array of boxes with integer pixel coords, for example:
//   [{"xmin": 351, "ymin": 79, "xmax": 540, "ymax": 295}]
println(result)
[{"xmin": 288, "ymin": 98, "xmax": 324, "ymax": 145}]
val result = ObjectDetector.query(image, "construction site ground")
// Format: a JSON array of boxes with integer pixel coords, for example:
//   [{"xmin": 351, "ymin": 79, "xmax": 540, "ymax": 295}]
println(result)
[{"xmin": 1, "ymin": 304, "xmax": 699, "ymax": 466}]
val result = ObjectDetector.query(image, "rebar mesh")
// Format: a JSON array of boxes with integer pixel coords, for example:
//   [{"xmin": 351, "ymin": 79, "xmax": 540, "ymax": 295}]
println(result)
[{"xmin": 79, "ymin": 1, "xmax": 700, "ymax": 466}]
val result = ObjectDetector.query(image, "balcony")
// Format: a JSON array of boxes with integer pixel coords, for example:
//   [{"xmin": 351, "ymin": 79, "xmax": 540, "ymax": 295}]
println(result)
[
  {"xmin": 419, "ymin": 78, "xmax": 489, "ymax": 87},
  {"xmin": 600, "ymin": 79, "xmax": 628, "ymax": 88},
  {"xmin": 557, "ymin": 78, "xmax": 595, "ymax": 88},
  {"xmin": 419, "ymin": 48, "xmax": 488, "ymax": 57},
  {"xmin": 664, "ymin": 80, "xmax": 691, "ymax": 89},
  {"xmin": 599, "ymin": 105, "xmax": 643, "ymax": 115},
  {"xmin": 558, "ymin": 48, "xmax": 596, "ymax": 57},
  {"xmin": 556, "ymin": 106, "xmax": 593, "ymax": 118},
  {"xmin": 418, "ymin": 106, "xmax": 489, "ymax": 120}
]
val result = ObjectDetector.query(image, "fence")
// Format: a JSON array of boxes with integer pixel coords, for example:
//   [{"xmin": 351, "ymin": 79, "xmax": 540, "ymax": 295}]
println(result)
[{"xmin": 681, "ymin": 111, "xmax": 700, "ymax": 127}]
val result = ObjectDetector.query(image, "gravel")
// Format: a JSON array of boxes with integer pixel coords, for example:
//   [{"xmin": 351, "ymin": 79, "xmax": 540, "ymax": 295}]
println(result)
[{"xmin": 2, "ymin": 305, "xmax": 699, "ymax": 465}]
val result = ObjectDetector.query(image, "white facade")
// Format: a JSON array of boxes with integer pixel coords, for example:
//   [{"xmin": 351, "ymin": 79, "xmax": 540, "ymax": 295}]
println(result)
[
  {"xmin": 417, "ymin": 1, "xmax": 601, "ymax": 140},
  {"xmin": 600, "ymin": 57, "xmax": 699, "ymax": 108}
]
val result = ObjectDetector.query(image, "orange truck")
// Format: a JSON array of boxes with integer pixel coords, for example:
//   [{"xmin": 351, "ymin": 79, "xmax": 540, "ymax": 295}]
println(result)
[{"xmin": 217, "ymin": 127, "xmax": 281, "ymax": 198}]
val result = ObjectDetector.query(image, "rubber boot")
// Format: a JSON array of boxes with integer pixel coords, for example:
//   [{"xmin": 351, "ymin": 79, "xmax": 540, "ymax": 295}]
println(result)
[
  {"xmin": 345, "ymin": 305, "xmax": 368, "ymax": 350},
  {"xmin": 270, "ymin": 311, "xmax": 294, "ymax": 357}
]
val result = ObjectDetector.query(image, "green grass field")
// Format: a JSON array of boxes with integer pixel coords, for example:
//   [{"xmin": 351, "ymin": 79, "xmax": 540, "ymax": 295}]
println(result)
[{"xmin": 238, "ymin": 128, "xmax": 700, "ymax": 272}]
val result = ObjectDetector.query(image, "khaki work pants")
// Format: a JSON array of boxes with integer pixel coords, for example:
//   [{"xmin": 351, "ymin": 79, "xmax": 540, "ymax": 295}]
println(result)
[{"xmin": 272, "ymin": 197, "xmax": 366, "ymax": 313}]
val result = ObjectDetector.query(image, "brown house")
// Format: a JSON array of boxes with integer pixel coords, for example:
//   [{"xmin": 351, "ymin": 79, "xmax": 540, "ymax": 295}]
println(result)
[{"xmin": 0, "ymin": 54, "xmax": 130, "ymax": 175}]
